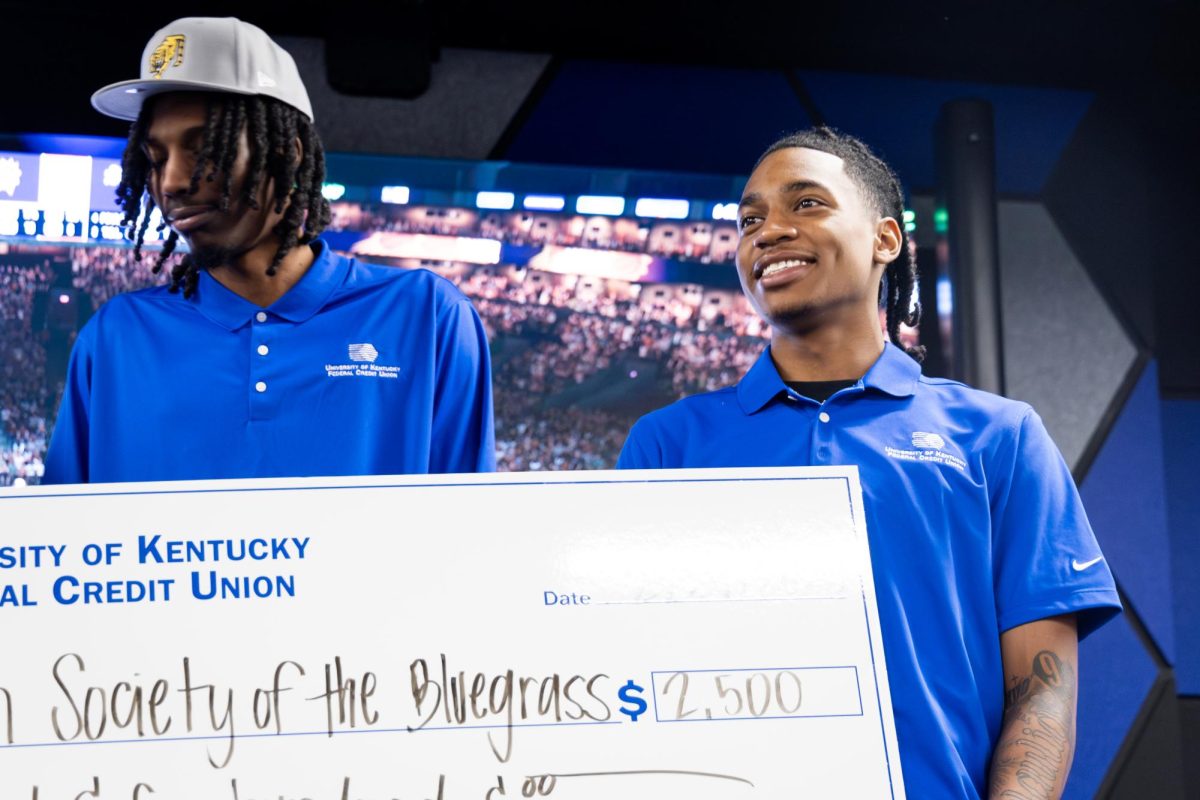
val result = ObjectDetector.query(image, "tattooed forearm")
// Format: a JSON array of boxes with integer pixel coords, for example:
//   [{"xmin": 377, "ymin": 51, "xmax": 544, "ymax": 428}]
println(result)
[{"xmin": 988, "ymin": 650, "xmax": 1076, "ymax": 800}]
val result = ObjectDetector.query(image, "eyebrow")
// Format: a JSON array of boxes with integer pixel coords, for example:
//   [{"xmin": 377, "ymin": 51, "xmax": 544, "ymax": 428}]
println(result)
[
  {"xmin": 143, "ymin": 125, "xmax": 208, "ymax": 149},
  {"xmin": 738, "ymin": 180, "xmax": 830, "ymax": 209}
]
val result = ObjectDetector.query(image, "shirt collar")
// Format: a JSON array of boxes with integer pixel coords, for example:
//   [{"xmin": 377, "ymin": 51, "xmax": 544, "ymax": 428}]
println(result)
[
  {"xmin": 736, "ymin": 341, "xmax": 921, "ymax": 414},
  {"xmin": 866, "ymin": 341, "xmax": 922, "ymax": 398},
  {"xmin": 191, "ymin": 240, "xmax": 347, "ymax": 331}
]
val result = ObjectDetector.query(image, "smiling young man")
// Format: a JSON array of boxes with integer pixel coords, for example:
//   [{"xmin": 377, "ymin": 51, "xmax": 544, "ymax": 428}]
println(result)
[
  {"xmin": 43, "ymin": 17, "xmax": 494, "ymax": 483},
  {"xmin": 618, "ymin": 128, "xmax": 1120, "ymax": 798}
]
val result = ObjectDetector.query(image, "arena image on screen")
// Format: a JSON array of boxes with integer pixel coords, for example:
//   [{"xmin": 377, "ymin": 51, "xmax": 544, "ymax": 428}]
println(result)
[{"xmin": 0, "ymin": 146, "xmax": 919, "ymax": 484}]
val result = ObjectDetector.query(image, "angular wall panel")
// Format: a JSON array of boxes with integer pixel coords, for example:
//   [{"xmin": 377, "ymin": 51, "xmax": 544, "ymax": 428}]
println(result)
[
  {"xmin": 799, "ymin": 71, "xmax": 1092, "ymax": 194},
  {"xmin": 503, "ymin": 60, "xmax": 812, "ymax": 174},
  {"xmin": 279, "ymin": 37, "xmax": 551, "ymax": 159},
  {"xmin": 1064, "ymin": 617, "xmax": 1160, "ymax": 799},
  {"xmin": 997, "ymin": 201, "xmax": 1137, "ymax": 471},
  {"xmin": 1080, "ymin": 362, "xmax": 1175, "ymax": 663},
  {"xmin": 1164, "ymin": 399, "xmax": 1200, "ymax": 694},
  {"xmin": 1105, "ymin": 678, "xmax": 1186, "ymax": 798},
  {"xmin": 1041, "ymin": 93, "xmax": 1157, "ymax": 354}
]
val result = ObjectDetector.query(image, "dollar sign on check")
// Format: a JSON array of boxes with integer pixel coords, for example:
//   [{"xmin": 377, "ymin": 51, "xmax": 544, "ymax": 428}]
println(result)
[{"xmin": 618, "ymin": 679, "xmax": 647, "ymax": 722}]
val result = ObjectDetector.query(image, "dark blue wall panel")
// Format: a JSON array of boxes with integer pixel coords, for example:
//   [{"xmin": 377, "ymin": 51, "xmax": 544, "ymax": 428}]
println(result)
[
  {"xmin": 1080, "ymin": 361, "xmax": 1175, "ymax": 663},
  {"xmin": 504, "ymin": 60, "xmax": 812, "ymax": 175},
  {"xmin": 1064, "ymin": 614, "xmax": 1159, "ymax": 798},
  {"xmin": 506, "ymin": 63, "xmax": 1090, "ymax": 197},
  {"xmin": 798, "ymin": 71, "xmax": 1092, "ymax": 195},
  {"xmin": 1164, "ymin": 399, "xmax": 1200, "ymax": 694}
]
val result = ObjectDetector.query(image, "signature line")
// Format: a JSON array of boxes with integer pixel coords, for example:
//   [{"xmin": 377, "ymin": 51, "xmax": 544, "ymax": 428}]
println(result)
[{"xmin": 553, "ymin": 769, "xmax": 754, "ymax": 787}]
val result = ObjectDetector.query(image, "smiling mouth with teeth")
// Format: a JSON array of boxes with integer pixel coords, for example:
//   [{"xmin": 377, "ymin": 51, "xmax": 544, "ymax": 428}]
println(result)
[{"xmin": 760, "ymin": 258, "xmax": 813, "ymax": 278}]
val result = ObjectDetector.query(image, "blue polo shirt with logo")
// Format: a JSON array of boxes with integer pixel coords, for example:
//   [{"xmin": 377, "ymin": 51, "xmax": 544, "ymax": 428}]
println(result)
[
  {"xmin": 44, "ymin": 240, "xmax": 495, "ymax": 483},
  {"xmin": 618, "ymin": 342, "xmax": 1120, "ymax": 799}
]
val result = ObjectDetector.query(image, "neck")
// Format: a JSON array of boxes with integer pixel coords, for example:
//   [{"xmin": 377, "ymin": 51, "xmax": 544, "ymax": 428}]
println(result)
[
  {"xmin": 207, "ymin": 238, "xmax": 315, "ymax": 308},
  {"xmin": 769, "ymin": 311, "xmax": 886, "ymax": 382}
]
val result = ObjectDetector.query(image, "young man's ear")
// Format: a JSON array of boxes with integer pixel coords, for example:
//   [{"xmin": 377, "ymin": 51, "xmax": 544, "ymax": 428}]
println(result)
[
  {"xmin": 874, "ymin": 217, "xmax": 903, "ymax": 267},
  {"xmin": 292, "ymin": 136, "xmax": 303, "ymax": 169}
]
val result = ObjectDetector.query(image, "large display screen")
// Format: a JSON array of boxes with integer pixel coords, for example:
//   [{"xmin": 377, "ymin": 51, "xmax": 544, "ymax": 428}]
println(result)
[{"xmin": 0, "ymin": 146, "xmax": 918, "ymax": 485}]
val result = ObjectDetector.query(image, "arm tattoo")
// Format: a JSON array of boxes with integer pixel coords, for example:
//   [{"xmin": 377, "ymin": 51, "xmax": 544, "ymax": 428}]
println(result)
[{"xmin": 988, "ymin": 650, "xmax": 1076, "ymax": 800}]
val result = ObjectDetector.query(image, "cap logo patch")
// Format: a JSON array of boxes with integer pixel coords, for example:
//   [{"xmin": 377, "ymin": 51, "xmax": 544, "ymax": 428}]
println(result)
[{"xmin": 148, "ymin": 34, "xmax": 187, "ymax": 79}]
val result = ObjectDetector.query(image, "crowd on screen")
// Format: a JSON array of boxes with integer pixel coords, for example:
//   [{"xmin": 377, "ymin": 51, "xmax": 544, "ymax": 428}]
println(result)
[
  {"xmin": 459, "ymin": 265, "xmax": 769, "ymax": 468},
  {"xmin": 463, "ymin": 266, "xmax": 767, "ymax": 386},
  {"xmin": 493, "ymin": 387, "xmax": 629, "ymax": 471},
  {"xmin": 70, "ymin": 246, "xmax": 162, "ymax": 306},
  {"xmin": 0, "ymin": 260, "xmax": 53, "ymax": 485},
  {"xmin": 1, "ymin": 239, "xmax": 774, "ymax": 482}
]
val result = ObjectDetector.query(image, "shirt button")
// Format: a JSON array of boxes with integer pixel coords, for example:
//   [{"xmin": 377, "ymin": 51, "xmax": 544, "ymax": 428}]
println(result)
[
  {"xmin": 257, "ymin": 344, "xmax": 269, "ymax": 356},
  {"xmin": 255, "ymin": 381, "xmax": 267, "ymax": 393},
  {"xmin": 818, "ymin": 447, "xmax": 831, "ymax": 459},
  {"xmin": 818, "ymin": 411, "xmax": 831, "ymax": 423},
  {"xmin": 255, "ymin": 311, "xmax": 268, "ymax": 323}
]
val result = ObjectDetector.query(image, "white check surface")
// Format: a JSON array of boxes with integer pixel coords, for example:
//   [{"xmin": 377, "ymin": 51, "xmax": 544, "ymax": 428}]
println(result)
[{"xmin": 0, "ymin": 467, "xmax": 905, "ymax": 798}]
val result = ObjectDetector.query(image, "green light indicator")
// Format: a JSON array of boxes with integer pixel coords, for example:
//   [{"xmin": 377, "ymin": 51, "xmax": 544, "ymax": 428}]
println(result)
[
  {"xmin": 904, "ymin": 222, "xmax": 917, "ymax": 233},
  {"xmin": 933, "ymin": 208, "xmax": 949, "ymax": 234},
  {"xmin": 901, "ymin": 209, "xmax": 916, "ymax": 223}
]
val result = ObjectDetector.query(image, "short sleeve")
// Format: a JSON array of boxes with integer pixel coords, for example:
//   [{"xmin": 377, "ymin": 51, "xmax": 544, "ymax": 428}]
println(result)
[
  {"xmin": 430, "ymin": 298, "xmax": 496, "ymax": 473},
  {"xmin": 43, "ymin": 323, "xmax": 95, "ymax": 485},
  {"xmin": 616, "ymin": 417, "xmax": 663, "ymax": 469},
  {"xmin": 991, "ymin": 408, "xmax": 1121, "ymax": 638}
]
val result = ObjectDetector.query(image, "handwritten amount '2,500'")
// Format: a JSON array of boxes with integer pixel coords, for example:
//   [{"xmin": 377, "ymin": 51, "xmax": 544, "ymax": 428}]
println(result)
[{"xmin": 661, "ymin": 671, "xmax": 803, "ymax": 720}]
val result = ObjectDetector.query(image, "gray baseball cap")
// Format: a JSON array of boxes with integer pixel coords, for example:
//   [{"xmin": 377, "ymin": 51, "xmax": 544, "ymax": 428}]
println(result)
[{"xmin": 91, "ymin": 17, "xmax": 314, "ymax": 122}]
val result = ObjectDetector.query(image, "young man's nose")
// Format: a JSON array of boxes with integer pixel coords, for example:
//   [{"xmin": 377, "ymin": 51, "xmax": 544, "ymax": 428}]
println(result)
[
  {"xmin": 755, "ymin": 216, "xmax": 799, "ymax": 247},
  {"xmin": 159, "ymin": 152, "xmax": 196, "ymax": 198}
]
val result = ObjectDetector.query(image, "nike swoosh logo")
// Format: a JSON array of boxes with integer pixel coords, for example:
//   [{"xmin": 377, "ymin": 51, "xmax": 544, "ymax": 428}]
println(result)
[{"xmin": 1072, "ymin": 556, "xmax": 1104, "ymax": 571}]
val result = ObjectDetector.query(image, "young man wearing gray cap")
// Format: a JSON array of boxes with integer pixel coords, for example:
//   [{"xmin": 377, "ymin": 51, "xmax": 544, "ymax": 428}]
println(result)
[{"xmin": 44, "ymin": 17, "xmax": 496, "ymax": 483}]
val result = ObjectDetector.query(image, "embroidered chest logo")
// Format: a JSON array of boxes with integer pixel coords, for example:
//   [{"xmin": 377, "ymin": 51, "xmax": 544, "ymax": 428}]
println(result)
[
  {"xmin": 149, "ymin": 34, "xmax": 187, "ymax": 79},
  {"xmin": 910, "ymin": 431, "xmax": 945, "ymax": 450},
  {"xmin": 348, "ymin": 343, "xmax": 378, "ymax": 363},
  {"xmin": 884, "ymin": 431, "xmax": 967, "ymax": 471},
  {"xmin": 326, "ymin": 343, "xmax": 401, "ymax": 380}
]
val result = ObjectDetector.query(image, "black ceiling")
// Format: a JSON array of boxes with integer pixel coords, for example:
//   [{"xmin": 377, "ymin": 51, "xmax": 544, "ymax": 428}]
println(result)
[{"xmin": 2, "ymin": 0, "xmax": 1195, "ymax": 137}]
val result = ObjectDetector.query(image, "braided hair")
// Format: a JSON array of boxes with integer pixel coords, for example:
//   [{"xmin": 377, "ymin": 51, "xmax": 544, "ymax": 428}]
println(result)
[
  {"xmin": 756, "ymin": 127, "xmax": 924, "ymax": 362},
  {"xmin": 115, "ymin": 92, "xmax": 332, "ymax": 298}
]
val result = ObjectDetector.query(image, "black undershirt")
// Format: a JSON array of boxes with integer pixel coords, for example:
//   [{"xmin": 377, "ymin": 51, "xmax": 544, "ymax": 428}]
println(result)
[{"xmin": 785, "ymin": 379, "xmax": 858, "ymax": 403}]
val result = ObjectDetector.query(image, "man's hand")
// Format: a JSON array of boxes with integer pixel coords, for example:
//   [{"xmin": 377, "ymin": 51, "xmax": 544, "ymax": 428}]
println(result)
[{"xmin": 988, "ymin": 614, "xmax": 1078, "ymax": 799}]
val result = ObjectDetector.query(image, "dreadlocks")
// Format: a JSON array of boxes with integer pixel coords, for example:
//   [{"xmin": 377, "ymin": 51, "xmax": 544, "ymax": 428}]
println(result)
[
  {"xmin": 756, "ymin": 127, "xmax": 925, "ymax": 362},
  {"xmin": 115, "ymin": 92, "xmax": 332, "ymax": 298}
]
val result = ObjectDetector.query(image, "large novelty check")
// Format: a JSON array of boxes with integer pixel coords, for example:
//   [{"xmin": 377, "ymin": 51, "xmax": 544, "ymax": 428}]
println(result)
[{"xmin": 0, "ymin": 467, "xmax": 905, "ymax": 798}]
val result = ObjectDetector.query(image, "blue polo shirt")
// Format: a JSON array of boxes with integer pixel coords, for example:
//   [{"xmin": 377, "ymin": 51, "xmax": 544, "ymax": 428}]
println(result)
[
  {"xmin": 618, "ymin": 343, "xmax": 1120, "ymax": 799},
  {"xmin": 44, "ymin": 240, "xmax": 495, "ymax": 483}
]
